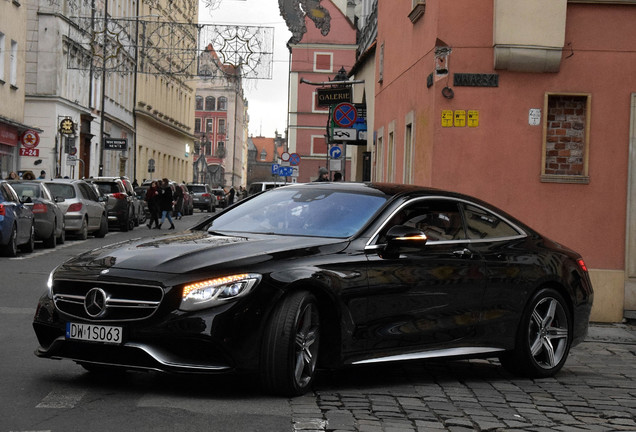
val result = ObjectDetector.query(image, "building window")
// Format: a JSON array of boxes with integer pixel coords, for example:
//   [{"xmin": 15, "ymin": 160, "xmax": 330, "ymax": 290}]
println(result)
[
  {"xmin": 260, "ymin": 149, "xmax": 267, "ymax": 161},
  {"xmin": 541, "ymin": 93, "xmax": 591, "ymax": 184},
  {"xmin": 218, "ymin": 97, "xmax": 227, "ymax": 111},
  {"xmin": 378, "ymin": 42, "xmax": 384, "ymax": 83},
  {"xmin": 194, "ymin": 118, "xmax": 201, "ymax": 132},
  {"xmin": 314, "ymin": 52, "xmax": 332, "ymax": 73},
  {"xmin": 387, "ymin": 129, "xmax": 394, "ymax": 182},
  {"xmin": 206, "ymin": 118, "xmax": 214, "ymax": 133},
  {"xmin": 311, "ymin": 135, "xmax": 328, "ymax": 155},
  {"xmin": 404, "ymin": 121, "xmax": 413, "ymax": 184},
  {"xmin": 195, "ymin": 95, "xmax": 203, "ymax": 110},
  {"xmin": 205, "ymin": 96, "xmax": 215, "ymax": 111},
  {"xmin": 0, "ymin": 33, "xmax": 5, "ymax": 83},
  {"xmin": 218, "ymin": 119, "xmax": 226, "ymax": 135},
  {"xmin": 409, "ymin": 0, "xmax": 426, "ymax": 23},
  {"xmin": 9, "ymin": 40, "xmax": 17, "ymax": 87}
]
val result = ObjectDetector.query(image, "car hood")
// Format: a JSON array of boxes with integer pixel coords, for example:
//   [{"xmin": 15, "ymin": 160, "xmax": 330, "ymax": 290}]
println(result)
[{"xmin": 59, "ymin": 230, "xmax": 348, "ymax": 274}]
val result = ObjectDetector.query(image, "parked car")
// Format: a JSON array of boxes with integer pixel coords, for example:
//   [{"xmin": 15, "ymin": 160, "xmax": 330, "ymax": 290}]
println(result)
[
  {"xmin": 120, "ymin": 177, "xmax": 145, "ymax": 225},
  {"xmin": 45, "ymin": 179, "xmax": 108, "ymax": 240},
  {"xmin": 247, "ymin": 181, "xmax": 283, "ymax": 196},
  {"xmin": 9, "ymin": 180, "xmax": 65, "ymax": 248},
  {"xmin": 134, "ymin": 186, "xmax": 150, "ymax": 220},
  {"xmin": 0, "ymin": 181, "xmax": 35, "ymax": 256},
  {"xmin": 33, "ymin": 183, "xmax": 593, "ymax": 396},
  {"xmin": 186, "ymin": 183, "xmax": 214, "ymax": 212},
  {"xmin": 90, "ymin": 177, "xmax": 137, "ymax": 231},
  {"xmin": 211, "ymin": 188, "xmax": 227, "ymax": 209}
]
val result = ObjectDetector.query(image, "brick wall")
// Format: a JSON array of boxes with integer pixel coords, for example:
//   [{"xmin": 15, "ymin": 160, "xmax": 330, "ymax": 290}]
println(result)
[{"xmin": 545, "ymin": 95, "xmax": 587, "ymax": 176}]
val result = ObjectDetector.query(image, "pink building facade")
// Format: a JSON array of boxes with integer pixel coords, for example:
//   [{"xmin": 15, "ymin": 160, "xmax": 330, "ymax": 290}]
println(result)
[
  {"xmin": 370, "ymin": 0, "xmax": 636, "ymax": 322},
  {"xmin": 287, "ymin": 0, "xmax": 357, "ymax": 182}
]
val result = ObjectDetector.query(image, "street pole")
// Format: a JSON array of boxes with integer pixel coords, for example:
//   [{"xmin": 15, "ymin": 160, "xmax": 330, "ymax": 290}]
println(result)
[{"xmin": 98, "ymin": 0, "xmax": 109, "ymax": 177}]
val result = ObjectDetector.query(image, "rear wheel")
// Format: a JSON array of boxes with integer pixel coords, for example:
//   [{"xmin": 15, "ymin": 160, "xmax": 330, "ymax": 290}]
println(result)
[
  {"xmin": 77, "ymin": 218, "xmax": 88, "ymax": 240},
  {"xmin": 95, "ymin": 214, "xmax": 108, "ymax": 238},
  {"xmin": 261, "ymin": 291, "xmax": 320, "ymax": 396},
  {"xmin": 2, "ymin": 225, "xmax": 18, "ymax": 257},
  {"xmin": 20, "ymin": 224, "xmax": 35, "ymax": 253},
  {"xmin": 43, "ymin": 220, "xmax": 57, "ymax": 248},
  {"xmin": 500, "ymin": 288, "xmax": 571, "ymax": 378}
]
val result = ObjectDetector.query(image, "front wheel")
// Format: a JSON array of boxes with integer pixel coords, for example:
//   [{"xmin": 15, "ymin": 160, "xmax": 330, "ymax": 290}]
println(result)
[
  {"xmin": 261, "ymin": 291, "xmax": 320, "ymax": 396},
  {"xmin": 500, "ymin": 288, "xmax": 572, "ymax": 378}
]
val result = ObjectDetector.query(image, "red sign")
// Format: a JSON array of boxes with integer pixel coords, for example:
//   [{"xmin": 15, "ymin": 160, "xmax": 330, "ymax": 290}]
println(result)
[
  {"xmin": 20, "ymin": 148, "xmax": 40, "ymax": 157},
  {"xmin": 333, "ymin": 103, "xmax": 357, "ymax": 128},
  {"xmin": 0, "ymin": 123, "xmax": 18, "ymax": 147},
  {"xmin": 21, "ymin": 130, "xmax": 40, "ymax": 149}
]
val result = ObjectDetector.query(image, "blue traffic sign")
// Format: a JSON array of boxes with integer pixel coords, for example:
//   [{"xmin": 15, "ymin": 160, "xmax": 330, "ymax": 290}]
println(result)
[
  {"xmin": 329, "ymin": 146, "xmax": 342, "ymax": 159},
  {"xmin": 271, "ymin": 163, "xmax": 279, "ymax": 175},
  {"xmin": 278, "ymin": 166, "xmax": 293, "ymax": 176},
  {"xmin": 289, "ymin": 153, "xmax": 301, "ymax": 166}
]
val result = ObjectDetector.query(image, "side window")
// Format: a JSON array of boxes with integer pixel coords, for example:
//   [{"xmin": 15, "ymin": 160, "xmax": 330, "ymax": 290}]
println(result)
[
  {"xmin": 80, "ymin": 183, "xmax": 97, "ymax": 201},
  {"xmin": 462, "ymin": 204, "xmax": 521, "ymax": 239},
  {"xmin": 379, "ymin": 199, "xmax": 465, "ymax": 243}
]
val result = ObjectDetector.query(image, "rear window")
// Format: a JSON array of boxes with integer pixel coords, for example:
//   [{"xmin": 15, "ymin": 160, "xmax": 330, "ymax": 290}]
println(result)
[
  {"xmin": 95, "ymin": 182, "xmax": 121, "ymax": 194},
  {"xmin": 46, "ymin": 183, "xmax": 76, "ymax": 199},
  {"xmin": 188, "ymin": 185, "xmax": 206, "ymax": 193},
  {"xmin": 10, "ymin": 184, "xmax": 42, "ymax": 199}
]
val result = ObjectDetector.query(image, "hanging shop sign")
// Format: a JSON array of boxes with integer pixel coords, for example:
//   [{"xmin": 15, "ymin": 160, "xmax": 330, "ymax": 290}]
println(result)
[
  {"xmin": 316, "ymin": 87, "xmax": 352, "ymax": 107},
  {"xmin": 59, "ymin": 118, "xmax": 75, "ymax": 135}
]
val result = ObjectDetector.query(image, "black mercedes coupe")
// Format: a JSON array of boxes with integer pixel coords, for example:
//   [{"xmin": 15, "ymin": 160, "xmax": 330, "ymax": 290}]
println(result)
[{"xmin": 33, "ymin": 183, "xmax": 593, "ymax": 396}]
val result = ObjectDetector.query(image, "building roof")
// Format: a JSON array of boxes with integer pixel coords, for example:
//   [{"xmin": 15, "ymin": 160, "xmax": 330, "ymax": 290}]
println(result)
[{"xmin": 250, "ymin": 136, "xmax": 283, "ymax": 163}]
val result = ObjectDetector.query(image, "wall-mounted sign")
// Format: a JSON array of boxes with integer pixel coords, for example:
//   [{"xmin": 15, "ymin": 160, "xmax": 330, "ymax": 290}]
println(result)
[
  {"xmin": 529, "ymin": 109, "xmax": 541, "ymax": 126},
  {"xmin": 104, "ymin": 138, "xmax": 127, "ymax": 150},
  {"xmin": 316, "ymin": 87, "xmax": 352, "ymax": 107},
  {"xmin": 468, "ymin": 110, "xmax": 479, "ymax": 127},
  {"xmin": 453, "ymin": 73, "xmax": 499, "ymax": 87},
  {"xmin": 441, "ymin": 110, "xmax": 453, "ymax": 127},
  {"xmin": 454, "ymin": 110, "xmax": 466, "ymax": 127},
  {"xmin": 60, "ymin": 118, "xmax": 75, "ymax": 135},
  {"xmin": 21, "ymin": 130, "xmax": 40, "ymax": 149}
]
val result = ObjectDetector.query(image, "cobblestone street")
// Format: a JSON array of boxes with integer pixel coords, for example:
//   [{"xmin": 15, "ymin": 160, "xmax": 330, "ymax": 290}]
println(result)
[{"xmin": 291, "ymin": 324, "xmax": 636, "ymax": 432}]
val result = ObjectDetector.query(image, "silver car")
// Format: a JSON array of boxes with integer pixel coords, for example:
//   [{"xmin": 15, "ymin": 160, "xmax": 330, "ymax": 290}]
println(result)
[{"xmin": 45, "ymin": 179, "xmax": 108, "ymax": 239}]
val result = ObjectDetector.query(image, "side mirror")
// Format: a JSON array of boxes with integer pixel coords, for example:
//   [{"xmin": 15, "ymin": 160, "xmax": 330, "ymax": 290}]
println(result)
[{"xmin": 381, "ymin": 225, "xmax": 428, "ymax": 259}]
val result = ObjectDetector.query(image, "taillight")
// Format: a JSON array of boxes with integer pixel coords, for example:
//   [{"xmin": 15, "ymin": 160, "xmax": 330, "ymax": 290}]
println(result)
[
  {"xmin": 216, "ymin": 196, "xmax": 221, "ymax": 201},
  {"xmin": 67, "ymin": 202, "xmax": 83, "ymax": 212},
  {"xmin": 202, "ymin": 193, "xmax": 211, "ymax": 198},
  {"xmin": 0, "ymin": 204, "xmax": 5, "ymax": 216},
  {"xmin": 113, "ymin": 192, "xmax": 127, "ymax": 200},
  {"xmin": 32, "ymin": 203, "xmax": 48, "ymax": 214},
  {"xmin": 577, "ymin": 258, "xmax": 588, "ymax": 272}
]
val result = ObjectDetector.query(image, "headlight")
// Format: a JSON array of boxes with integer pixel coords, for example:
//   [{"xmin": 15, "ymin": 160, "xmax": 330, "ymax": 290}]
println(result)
[
  {"xmin": 180, "ymin": 273, "xmax": 261, "ymax": 311},
  {"xmin": 46, "ymin": 268, "xmax": 56, "ymax": 298}
]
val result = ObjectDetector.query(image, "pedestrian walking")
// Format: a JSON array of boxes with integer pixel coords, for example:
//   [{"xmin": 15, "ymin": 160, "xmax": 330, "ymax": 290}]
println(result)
[
  {"xmin": 145, "ymin": 180, "xmax": 160, "ymax": 229},
  {"xmin": 157, "ymin": 178, "xmax": 175, "ymax": 230},
  {"xmin": 227, "ymin": 186, "xmax": 235, "ymax": 206},
  {"xmin": 173, "ymin": 183, "xmax": 184, "ymax": 220},
  {"xmin": 314, "ymin": 167, "xmax": 329, "ymax": 182},
  {"xmin": 38, "ymin": 170, "xmax": 46, "ymax": 179},
  {"xmin": 6, "ymin": 171, "xmax": 19, "ymax": 180}
]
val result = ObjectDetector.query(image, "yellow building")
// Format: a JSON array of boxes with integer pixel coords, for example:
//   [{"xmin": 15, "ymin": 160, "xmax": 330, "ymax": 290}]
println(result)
[{"xmin": 134, "ymin": 0, "xmax": 197, "ymax": 184}]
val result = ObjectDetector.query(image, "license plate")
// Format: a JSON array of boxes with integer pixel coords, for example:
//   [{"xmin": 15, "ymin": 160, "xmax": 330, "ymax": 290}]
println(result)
[{"xmin": 66, "ymin": 322, "xmax": 123, "ymax": 344}]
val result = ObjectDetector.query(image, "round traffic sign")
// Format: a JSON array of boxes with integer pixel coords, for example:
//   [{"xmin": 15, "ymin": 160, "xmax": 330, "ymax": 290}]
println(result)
[
  {"xmin": 329, "ymin": 146, "xmax": 342, "ymax": 159},
  {"xmin": 333, "ymin": 103, "xmax": 357, "ymax": 128},
  {"xmin": 281, "ymin": 152, "xmax": 290, "ymax": 162},
  {"xmin": 289, "ymin": 153, "xmax": 301, "ymax": 166}
]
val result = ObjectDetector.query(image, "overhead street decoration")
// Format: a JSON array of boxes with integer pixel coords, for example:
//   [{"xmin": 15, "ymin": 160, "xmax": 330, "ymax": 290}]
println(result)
[{"xmin": 279, "ymin": 0, "xmax": 331, "ymax": 44}]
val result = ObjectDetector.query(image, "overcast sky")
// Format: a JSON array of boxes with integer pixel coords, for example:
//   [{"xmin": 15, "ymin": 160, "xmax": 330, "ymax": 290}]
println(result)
[{"xmin": 199, "ymin": 0, "xmax": 292, "ymax": 138}]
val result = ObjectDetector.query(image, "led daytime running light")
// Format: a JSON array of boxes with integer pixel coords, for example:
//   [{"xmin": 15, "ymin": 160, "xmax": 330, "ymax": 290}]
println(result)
[{"xmin": 183, "ymin": 274, "xmax": 251, "ymax": 299}]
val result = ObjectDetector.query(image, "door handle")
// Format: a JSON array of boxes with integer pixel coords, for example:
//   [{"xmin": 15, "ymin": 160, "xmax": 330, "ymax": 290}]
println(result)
[{"xmin": 452, "ymin": 248, "xmax": 473, "ymax": 258}]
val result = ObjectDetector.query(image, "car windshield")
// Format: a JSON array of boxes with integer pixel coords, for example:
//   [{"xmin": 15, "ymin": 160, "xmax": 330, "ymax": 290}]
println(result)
[
  {"xmin": 46, "ymin": 183, "xmax": 75, "ymax": 199},
  {"xmin": 11, "ymin": 183, "xmax": 42, "ymax": 199},
  {"xmin": 209, "ymin": 187, "xmax": 387, "ymax": 238}
]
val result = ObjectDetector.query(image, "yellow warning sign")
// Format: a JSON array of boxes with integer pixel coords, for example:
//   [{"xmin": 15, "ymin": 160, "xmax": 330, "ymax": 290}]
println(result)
[
  {"xmin": 454, "ymin": 110, "xmax": 466, "ymax": 127},
  {"xmin": 468, "ymin": 110, "xmax": 479, "ymax": 127},
  {"xmin": 442, "ymin": 110, "xmax": 453, "ymax": 127}
]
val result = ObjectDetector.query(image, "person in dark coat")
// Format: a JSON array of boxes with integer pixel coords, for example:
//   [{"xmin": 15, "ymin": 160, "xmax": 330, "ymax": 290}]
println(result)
[
  {"xmin": 173, "ymin": 183, "xmax": 184, "ymax": 220},
  {"xmin": 145, "ymin": 180, "xmax": 160, "ymax": 229},
  {"xmin": 157, "ymin": 178, "xmax": 175, "ymax": 230}
]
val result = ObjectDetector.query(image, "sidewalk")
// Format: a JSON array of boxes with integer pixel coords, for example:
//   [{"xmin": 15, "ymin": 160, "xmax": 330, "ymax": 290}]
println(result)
[{"xmin": 585, "ymin": 321, "xmax": 636, "ymax": 344}]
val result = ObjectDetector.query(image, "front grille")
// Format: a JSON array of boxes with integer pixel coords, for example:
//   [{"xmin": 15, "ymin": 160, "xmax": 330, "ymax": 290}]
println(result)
[{"xmin": 53, "ymin": 279, "xmax": 164, "ymax": 322}]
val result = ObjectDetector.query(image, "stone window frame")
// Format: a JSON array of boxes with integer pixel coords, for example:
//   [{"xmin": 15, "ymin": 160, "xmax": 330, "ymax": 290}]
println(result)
[{"xmin": 540, "ymin": 92, "xmax": 591, "ymax": 184}]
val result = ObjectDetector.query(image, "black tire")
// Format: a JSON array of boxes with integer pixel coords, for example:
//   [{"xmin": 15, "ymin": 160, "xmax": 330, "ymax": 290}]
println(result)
[
  {"xmin": 58, "ymin": 223, "xmax": 66, "ymax": 245},
  {"xmin": 43, "ymin": 220, "xmax": 57, "ymax": 249},
  {"xmin": 2, "ymin": 225, "xmax": 18, "ymax": 257},
  {"xmin": 77, "ymin": 218, "xmax": 88, "ymax": 240},
  {"xmin": 261, "ymin": 291, "xmax": 320, "ymax": 396},
  {"xmin": 95, "ymin": 214, "xmax": 108, "ymax": 238},
  {"xmin": 500, "ymin": 288, "xmax": 572, "ymax": 378},
  {"xmin": 21, "ymin": 224, "xmax": 35, "ymax": 253}
]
